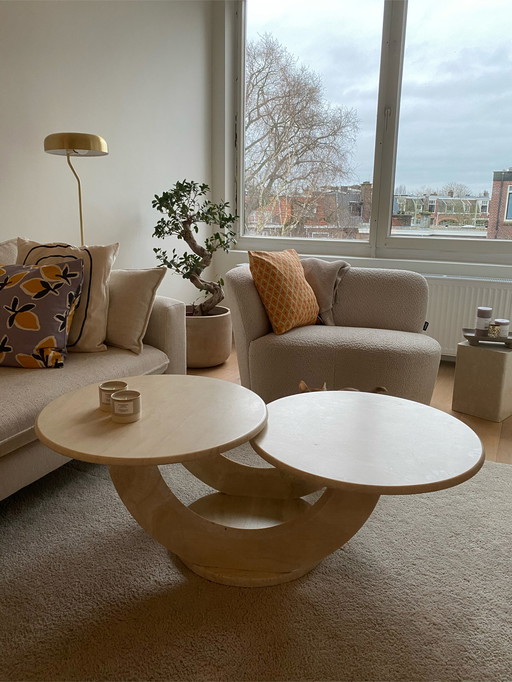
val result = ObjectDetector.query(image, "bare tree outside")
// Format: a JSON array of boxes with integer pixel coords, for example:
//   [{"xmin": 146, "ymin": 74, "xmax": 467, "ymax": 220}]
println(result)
[
  {"xmin": 439, "ymin": 182, "xmax": 472, "ymax": 198},
  {"xmin": 396, "ymin": 183, "xmax": 476, "ymax": 198},
  {"xmin": 244, "ymin": 34, "xmax": 359, "ymax": 235}
]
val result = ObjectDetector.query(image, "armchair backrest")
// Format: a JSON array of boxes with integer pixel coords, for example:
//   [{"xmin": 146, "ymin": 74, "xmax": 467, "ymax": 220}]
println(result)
[{"xmin": 331, "ymin": 267, "xmax": 428, "ymax": 332}]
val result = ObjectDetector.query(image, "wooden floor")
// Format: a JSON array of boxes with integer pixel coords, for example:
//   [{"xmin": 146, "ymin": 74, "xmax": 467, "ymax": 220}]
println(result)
[{"xmin": 189, "ymin": 351, "xmax": 512, "ymax": 465}]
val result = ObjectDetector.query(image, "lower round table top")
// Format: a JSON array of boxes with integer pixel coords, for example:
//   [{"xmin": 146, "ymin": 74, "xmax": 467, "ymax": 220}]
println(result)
[
  {"xmin": 35, "ymin": 375, "xmax": 267, "ymax": 465},
  {"xmin": 251, "ymin": 391, "xmax": 484, "ymax": 494}
]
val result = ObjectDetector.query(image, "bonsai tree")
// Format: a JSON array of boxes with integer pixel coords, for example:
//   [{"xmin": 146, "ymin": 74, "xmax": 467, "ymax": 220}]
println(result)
[{"xmin": 152, "ymin": 180, "xmax": 237, "ymax": 316}]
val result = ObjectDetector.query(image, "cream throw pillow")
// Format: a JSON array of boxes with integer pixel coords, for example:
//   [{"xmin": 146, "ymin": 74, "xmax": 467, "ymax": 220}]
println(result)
[
  {"xmin": 249, "ymin": 249, "xmax": 319, "ymax": 335},
  {"xmin": 0, "ymin": 238, "xmax": 18, "ymax": 265},
  {"xmin": 106, "ymin": 268, "xmax": 166, "ymax": 354},
  {"xmin": 16, "ymin": 238, "xmax": 119, "ymax": 352}
]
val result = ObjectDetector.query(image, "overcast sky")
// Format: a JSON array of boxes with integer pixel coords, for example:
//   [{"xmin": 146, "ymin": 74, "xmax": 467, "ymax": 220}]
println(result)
[{"xmin": 246, "ymin": 0, "xmax": 512, "ymax": 196}]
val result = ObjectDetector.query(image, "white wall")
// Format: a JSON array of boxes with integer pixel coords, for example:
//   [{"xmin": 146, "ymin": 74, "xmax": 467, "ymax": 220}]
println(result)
[{"xmin": 0, "ymin": 0, "xmax": 215, "ymax": 303}]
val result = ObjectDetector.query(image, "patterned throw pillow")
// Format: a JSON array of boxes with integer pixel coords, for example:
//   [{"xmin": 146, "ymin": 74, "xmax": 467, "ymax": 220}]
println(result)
[
  {"xmin": 0, "ymin": 260, "xmax": 83, "ymax": 368},
  {"xmin": 16, "ymin": 239, "xmax": 119, "ymax": 352},
  {"xmin": 248, "ymin": 249, "xmax": 319, "ymax": 335}
]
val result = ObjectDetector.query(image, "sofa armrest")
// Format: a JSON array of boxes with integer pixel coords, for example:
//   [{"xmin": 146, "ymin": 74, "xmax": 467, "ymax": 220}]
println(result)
[
  {"xmin": 224, "ymin": 265, "xmax": 272, "ymax": 388},
  {"xmin": 143, "ymin": 295, "xmax": 186, "ymax": 375}
]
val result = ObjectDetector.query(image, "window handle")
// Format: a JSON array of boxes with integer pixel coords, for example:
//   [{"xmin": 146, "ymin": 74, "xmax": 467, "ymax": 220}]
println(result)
[{"xmin": 384, "ymin": 106, "xmax": 392, "ymax": 132}]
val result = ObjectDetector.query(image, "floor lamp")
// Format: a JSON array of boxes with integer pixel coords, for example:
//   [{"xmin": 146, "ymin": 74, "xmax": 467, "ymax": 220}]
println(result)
[{"xmin": 44, "ymin": 132, "xmax": 108, "ymax": 246}]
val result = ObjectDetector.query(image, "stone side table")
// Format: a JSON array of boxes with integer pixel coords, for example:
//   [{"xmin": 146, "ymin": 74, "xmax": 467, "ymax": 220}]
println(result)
[{"xmin": 452, "ymin": 341, "xmax": 512, "ymax": 422}]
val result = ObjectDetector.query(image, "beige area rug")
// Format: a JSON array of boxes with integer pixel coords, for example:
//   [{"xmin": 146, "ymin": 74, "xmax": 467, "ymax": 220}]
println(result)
[{"xmin": 0, "ymin": 446, "xmax": 511, "ymax": 682}]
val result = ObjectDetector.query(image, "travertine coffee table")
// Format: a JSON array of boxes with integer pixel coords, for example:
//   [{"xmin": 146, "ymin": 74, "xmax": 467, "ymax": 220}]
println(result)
[{"xmin": 36, "ymin": 378, "xmax": 484, "ymax": 587}]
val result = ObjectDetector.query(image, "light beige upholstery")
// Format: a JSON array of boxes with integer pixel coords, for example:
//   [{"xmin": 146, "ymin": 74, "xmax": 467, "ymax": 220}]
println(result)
[
  {"xmin": 106, "ymin": 268, "xmax": 166, "ymax": 353},
  {"xmin": 225, "ymin": 264, "xmax": 441, "ymax": 404},
  {"xmin": 0, "ymin": 294, "xmax": 186, "ymax": 500}
]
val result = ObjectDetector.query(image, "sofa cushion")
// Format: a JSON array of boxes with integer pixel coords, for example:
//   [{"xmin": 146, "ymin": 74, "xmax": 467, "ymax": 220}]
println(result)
[
  {"xmin": 106, "ymin": 268, "xmax": 166, "ymax": 354},
  {"xmin": 0, "ymin": 260, "xmax": 83, "ymax": 368},
  {"xmin": 17, "ymin": 239, "xmax": 119, "ymax": 353},
  {"xmin": 0, "ymin": 344, "xmax": 169, "ymax": 458},
  {"xmin": 248, "ymin": 249, "xmax": 319, "ymax": 335}
]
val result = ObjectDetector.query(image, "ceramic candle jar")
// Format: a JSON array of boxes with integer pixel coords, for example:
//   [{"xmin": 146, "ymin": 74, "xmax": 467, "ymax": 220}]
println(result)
[
  {"xmin": 98, "ymin": 381, "xmax": 128, "ymax": 412},
  {"xmin": 110, "ymin": 389, "xmax": 142, "ymax": 423}
]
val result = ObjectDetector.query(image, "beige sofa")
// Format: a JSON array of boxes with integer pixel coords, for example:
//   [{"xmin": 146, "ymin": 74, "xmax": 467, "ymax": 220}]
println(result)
[
  {"xmin": 225, "ymin": 263, "xmax": 442, "ymax": 404},
  {"xmin": 0, "ymin": 294, "xmax": 186, "ymax": 500}
]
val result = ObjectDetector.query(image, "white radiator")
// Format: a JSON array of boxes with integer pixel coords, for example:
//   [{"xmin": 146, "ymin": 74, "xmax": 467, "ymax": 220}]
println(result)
[{"xmin": 424, "ymin": 275, "xmax": 512, "ymax": 357}]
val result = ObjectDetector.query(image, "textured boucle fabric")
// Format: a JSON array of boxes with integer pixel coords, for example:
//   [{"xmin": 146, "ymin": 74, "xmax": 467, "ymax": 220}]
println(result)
[
  {"xmin": 249, "ymin": 326, "xmax": 440, "ymax": 404},
  {"xmin": 225, "ymin": 266, "xmax": 271, "ymax": 388},
  {"xmin": 225, "ymin": 262, "xmax": 441, "ymax": 405},
  {"xmin": 332, "ymin": 267, "xmax": 428, "ymax": 331},
  {"xmin": 0, "ymin": 344, "xmax": 168, "ymax": 457}
]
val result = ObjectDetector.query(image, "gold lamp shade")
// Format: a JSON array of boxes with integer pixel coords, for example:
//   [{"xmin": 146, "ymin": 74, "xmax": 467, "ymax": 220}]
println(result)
[
  {"xmin": 44, "ymin": 132, "xmax": 108, "ymax": 156},
  {"xmin": 44, "ymin": 132, "xmax": 108, "ymax": 246}
]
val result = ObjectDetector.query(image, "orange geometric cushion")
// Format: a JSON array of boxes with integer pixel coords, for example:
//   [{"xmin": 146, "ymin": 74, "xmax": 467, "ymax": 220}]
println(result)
[{"xmin": 249, "ymin": 249, "xmax": 319, "ymax": 335}]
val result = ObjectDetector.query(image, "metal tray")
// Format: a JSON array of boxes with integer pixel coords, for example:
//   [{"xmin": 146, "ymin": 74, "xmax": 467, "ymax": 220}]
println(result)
[{"xmin": 462, "ymin": 328, "xmax": 512, "ymax": 348}]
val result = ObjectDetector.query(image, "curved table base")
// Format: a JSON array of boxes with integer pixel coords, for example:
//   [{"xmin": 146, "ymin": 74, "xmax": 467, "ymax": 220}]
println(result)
[
  {"xmin": 109, "ymin": 464, "xmax": 380, "ymax": 586},
  {"xmin": 183, "ymin": 453, "xmax": 319, "ymax": 499},
  {"xmin": 179, "ymin": 558, "xmax": 319, "ymax": 587}
]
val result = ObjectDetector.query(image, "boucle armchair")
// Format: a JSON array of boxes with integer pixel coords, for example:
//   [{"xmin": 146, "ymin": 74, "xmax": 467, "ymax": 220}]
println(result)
[{"xmin": 224, "ymin": 262, "xmax": 441, "ymax": 404}]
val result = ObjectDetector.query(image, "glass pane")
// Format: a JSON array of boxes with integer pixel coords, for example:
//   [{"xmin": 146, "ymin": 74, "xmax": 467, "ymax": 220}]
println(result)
[
  {"xmin": 393, "ymin": 0, "xmax": 512, "ymax": 240},
  {"xmin": 243, "ymin": 0, "xmax": 383, "ymax": 240}
]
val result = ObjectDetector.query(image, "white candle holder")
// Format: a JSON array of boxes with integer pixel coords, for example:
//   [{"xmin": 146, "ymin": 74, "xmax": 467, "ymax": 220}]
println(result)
[
  {"xmin": 110, "ymin": 389, "xmax": 141, "ymax": 423},
  {"xmin": 98, "ymin": 381, "xmax": 128, "ymax": 412}
]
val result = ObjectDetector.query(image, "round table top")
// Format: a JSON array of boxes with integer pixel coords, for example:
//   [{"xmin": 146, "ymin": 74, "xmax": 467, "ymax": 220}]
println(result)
[
  {"xmin": 35, "ymin": 375, "xmax": 267, "ymax": 466},
  {"xmin": 251, "ymin": 391, "xmax": 484, "ymax": 494}
]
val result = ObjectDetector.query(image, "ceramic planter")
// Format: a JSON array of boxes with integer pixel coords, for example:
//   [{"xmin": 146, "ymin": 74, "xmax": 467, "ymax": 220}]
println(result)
[{"xmin": 186, "ymin": 305, "xmax": 232, "ymax": 368}]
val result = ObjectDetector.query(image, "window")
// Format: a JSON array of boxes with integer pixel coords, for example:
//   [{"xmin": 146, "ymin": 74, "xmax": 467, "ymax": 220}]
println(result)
[
  {"xmin": 392, "ymin": 0, "xmax": 510, "ymax": 243},
  {"xmin": 243, "ymin": 0, "xmax": 382, "ymax": 242},
  {"xmin": 234, "ymin": 0, "xmax": 512, "ymax": 265},
  {"xmin": 506, "ymin": 189, "xmax": 512, "ymax": 222}
]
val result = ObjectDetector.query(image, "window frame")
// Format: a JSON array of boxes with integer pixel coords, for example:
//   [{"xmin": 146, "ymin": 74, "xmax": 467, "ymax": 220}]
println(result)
[
  {"xmin": 505, "ymin": 188, "xmax": 512, "ymax": 222},
  {"xmin": 219, "ymin": 0, "xmax": 512, "ymax": 271}
]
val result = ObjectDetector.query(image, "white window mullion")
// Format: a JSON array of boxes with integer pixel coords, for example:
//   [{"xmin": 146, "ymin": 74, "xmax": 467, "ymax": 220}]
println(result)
[
  {"xmin": 372, "ymin": 0, "xmax": 407, "ymax": 258},
  {"xmin": 211, "ymin": 0, "xmax": 243, "ymax": 214}
]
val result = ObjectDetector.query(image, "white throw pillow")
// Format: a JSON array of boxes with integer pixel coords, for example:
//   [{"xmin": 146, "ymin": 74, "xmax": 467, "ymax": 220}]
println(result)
[
  {"xmin": 17, "ymin": 238, "xmax": 119, "ymax": 352},
  {"xmin": 0, "ymin": 238, "xmax": 19, "ymax": 265}
]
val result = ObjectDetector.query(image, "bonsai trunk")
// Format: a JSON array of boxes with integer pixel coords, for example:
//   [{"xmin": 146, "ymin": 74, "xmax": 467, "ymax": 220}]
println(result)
[{"xmin": 189, "ymin": 275, "xmax": 224, "ymax": 315}]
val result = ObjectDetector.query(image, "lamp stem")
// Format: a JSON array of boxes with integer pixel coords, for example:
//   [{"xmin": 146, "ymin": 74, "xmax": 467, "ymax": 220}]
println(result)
[{"xmin": 66, "ymin": 151, "xmax": 85, "ymax": 246}]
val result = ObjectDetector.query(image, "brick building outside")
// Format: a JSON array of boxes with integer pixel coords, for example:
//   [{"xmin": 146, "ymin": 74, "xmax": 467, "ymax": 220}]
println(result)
[
  {"xmin": 245, "ymin": 170, "xmax": 512, "ymax": 239},
  {"xmin": 487, "ymin": 169, "xmax": 512, "ymax": 239}
]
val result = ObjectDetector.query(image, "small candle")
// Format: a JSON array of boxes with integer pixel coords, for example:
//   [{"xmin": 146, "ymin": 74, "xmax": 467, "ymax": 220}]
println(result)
[
  {"xmin": 110, "ymin": 389, "xmax": 141, "ymax": 423},
  {"xmin": 98, "ymin": 381, "xmax": 128, "ymax": 412},
  {"xmin": 475, "ymin": 306, "xmax": 492, "ymax": 336},
  {"xmin": 495, "ymin": 318, "xmax": 510, "ymax": 337}
]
